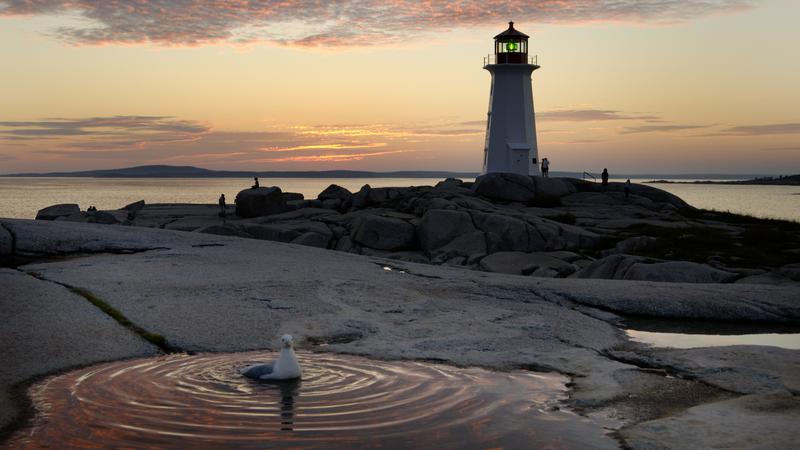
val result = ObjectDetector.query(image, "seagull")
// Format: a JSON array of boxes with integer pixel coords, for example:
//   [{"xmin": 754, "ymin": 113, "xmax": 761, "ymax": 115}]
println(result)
[{"xmin": 241, "ymin": 334, "xmax": 302, "ymax": 381}]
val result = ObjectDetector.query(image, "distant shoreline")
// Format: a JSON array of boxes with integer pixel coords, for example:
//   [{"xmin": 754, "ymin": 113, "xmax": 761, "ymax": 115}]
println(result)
[
  {"xmin": 0, "ymin": 164, "xmax": 783, "ymax": 180},
  {"xmin": 647, "ymin": 174, "xmax": 800, "ymax": 186}
]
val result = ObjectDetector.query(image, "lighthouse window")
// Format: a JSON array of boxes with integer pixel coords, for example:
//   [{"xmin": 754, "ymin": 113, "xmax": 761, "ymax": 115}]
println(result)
[
  {"xmin": 497, "ymin": 40, "xmax": 525, "ymax": 53},
  {"xmin": 506, "ymin": 42, "xmax": 518, "ymax": 52}
]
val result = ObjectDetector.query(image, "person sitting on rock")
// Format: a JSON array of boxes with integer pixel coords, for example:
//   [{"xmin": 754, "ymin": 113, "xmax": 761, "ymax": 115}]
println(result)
[
  {"xmin": 601, "ymin": 168, "xmax": 609, "ymax": 188},
  {"xmin": 218, "ymin": 194, "xmax": 227, "ymax": 217},
  {"xmin": 252, "ymin": 177, "xmax": 260, "ymax": 189},
  {"xmin": 541, "ymin": 158, "xmax": 550, "ymax": 178},
  {"xmin": 624, "ymin": 179, "xmax": 631, "ymax": 198}
]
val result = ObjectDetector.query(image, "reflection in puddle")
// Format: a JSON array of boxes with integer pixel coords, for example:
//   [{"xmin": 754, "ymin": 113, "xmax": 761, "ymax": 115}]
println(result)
[
  {"xmin": 624, "ymin": 318, "xmax": 800, "ymax": 350},
  {"xmin": 7, "ymin": 352, "xmax": 619, "ymax": 449}
]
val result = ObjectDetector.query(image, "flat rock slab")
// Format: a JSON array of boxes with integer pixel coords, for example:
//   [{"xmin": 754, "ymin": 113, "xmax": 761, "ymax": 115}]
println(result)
[
  {"xmin": 0, "ymin": 269, "xmax": 157, "ymax": 432},
  {"xmin": 622, "ymin": 393, "xmax": 800, "ymax": 450}
]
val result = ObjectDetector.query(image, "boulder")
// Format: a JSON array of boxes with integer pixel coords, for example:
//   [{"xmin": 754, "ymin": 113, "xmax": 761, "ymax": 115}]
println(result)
[
  {"xmin": 235, "ymin": 187, "xmax": 287, "ymax": 218},
  {"xmin": 430, "ymin": 231, "xmax": 487, "ymax": 259},
  {"xmin": 318, "ymin": 184, "xmax": 352, "ymax": 201},
  {"xmin": 353, "ymin": 215, "xmax": 415, "ymax": 251},
  {"xmin": 417, "ymin": 209, "xmax": 475, "ymax": 251},
  {"xmin": 623, "ymin": 261, "xmax": 739, "ymax": 283},
  {"xmin": 435, "ymin": 178, "xmax": 464, "ymax": 190},
  {"xmin": 574, "ymin": 254, "xmax": 738, "ymax": 283},
  {"xmin": 86, "ymin": 211, "xmax": 121, "ymax": 225},
  {"xmin": 351, "ymin": 185, "xmax": 371, "ymax": 208},
  {"xmin": 572, "ymin": 254, "xmax": 654, "ymax": 280},
  {"xmin": 471, "ymin": 211, "xmax": 544, "ymax": 252},
  {"xmin": 531, "ymin": 177, "xmax": 576, "ymax": 205},
  {"xmin": 479, "ymin": 251, "xmax": 575, "ymax": 276},
  {"xmin": 282, "ymin": 192, "xmax": 304, "ymax": 202},
  {"xmin": 601, "ymin": 236, "xmax": 657, "ymax": 256},
  {"xmin": 322, "ymin": 199, "xmax": 342, "ymax": 210},
  {"xmin": 471, "ymin": 173, "xmax": 536, "ymax": 203},
  {"xmin": 35, "ymin": 204, "xmax": 80, "ymax": 221},
  {"xmin": 291, "ymin": 232, "xmax": 330, "ymax": 249},
  {"xmin": 0, "ymin": 225, "xmax": 12, "ymax": 261},
  {"xmin": 121, "ymin": 200, "xmax": 145, "ymax": 212}
]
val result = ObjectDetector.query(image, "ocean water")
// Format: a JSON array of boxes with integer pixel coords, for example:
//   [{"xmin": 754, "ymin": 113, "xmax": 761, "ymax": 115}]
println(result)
[{"xmin": 0, "ymin": 177, "xmax": 798, "ymax": 222}]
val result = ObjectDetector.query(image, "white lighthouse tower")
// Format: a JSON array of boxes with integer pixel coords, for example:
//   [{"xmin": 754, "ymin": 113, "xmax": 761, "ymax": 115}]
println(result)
[{"xmin": 482, "ymin": 22, "xmax": 540, "ymax": 175}]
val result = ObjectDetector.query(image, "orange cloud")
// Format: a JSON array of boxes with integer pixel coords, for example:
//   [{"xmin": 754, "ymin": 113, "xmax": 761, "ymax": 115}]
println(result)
[{"xmin": 245, "ymin": 150, "xmax": 410, "ymax": 163}]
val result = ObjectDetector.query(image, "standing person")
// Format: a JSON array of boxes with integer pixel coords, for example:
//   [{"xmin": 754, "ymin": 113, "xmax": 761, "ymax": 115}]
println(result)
[
  {"xmin": 624, "ymin": 179, "xmax": 631, "ymax": 198},
  {"xmin": 252, "ymin": 177, "xmax": 260, "ymax": 189},
  {"xmin": 218, "ymin": 194, "xmax": 226, "ymax": 217},
  {"xmin": 541, "ymin": 158, "xmax": 550, "ymax": 177},
  {"xmin": 601, "ymin": 168, "xmax": 609, "ymax": 188}
]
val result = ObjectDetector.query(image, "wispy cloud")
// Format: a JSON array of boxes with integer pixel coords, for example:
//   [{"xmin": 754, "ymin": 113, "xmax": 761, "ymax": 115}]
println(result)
[
  {"xmin": 622, "ymin": 124, "xmax": 709, "ymax": 134},
  {"xmin": 244, "ymin": 150, "xmax": 411, "ymax": 163},
  {"xmin": 716, "ymin": 123, "xmax": 800, "ymax": 136},
  {"xmin": 0, "ymin": 1, "xmax": 757, "ymax": 47},
  {"xmin": 538, "ymin": 109, "xmax": 661, "ymax": 122},
  {"xmin": 261, "ymin": 143, "xmax": 388, "ymax": 152},
  {"xmin": 0, "ymin": 116, "xmax": 210, "ymax": 150}
]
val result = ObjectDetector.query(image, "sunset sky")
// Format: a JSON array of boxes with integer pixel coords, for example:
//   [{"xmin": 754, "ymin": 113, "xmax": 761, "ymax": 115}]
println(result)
[{"xmin": 1, "ymin": 0, "xmax": 799, "ymax": 175}]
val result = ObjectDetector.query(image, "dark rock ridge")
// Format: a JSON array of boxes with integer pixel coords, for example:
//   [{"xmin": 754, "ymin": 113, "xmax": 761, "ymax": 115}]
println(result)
[{"xmin": 27, "ymin": 173, "xmax": 800, "ymax": 285}]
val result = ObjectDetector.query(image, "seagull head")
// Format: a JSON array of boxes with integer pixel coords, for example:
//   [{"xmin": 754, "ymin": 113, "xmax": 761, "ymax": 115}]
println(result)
[{"xmin": 280, "ymin": 334, "xmax": 294, "ymax": 349}]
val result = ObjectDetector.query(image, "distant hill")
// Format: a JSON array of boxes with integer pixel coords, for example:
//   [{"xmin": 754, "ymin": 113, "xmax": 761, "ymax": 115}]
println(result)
[
  {"xmin": 648, "ymin": 174, "xmax": 800, "ymax": 186},
  {"xmin": 0, "ymin": 164, "xmax": 776, "ymax": 180},
  {"xmin": 1, "ymin": 165, "xmax": 480, "ymax": 179}
]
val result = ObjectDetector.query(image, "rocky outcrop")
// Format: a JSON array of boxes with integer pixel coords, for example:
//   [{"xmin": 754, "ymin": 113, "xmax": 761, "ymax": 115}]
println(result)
[
  {"xmin": 417, "ymin": 209, "xmax": 476, "ymax": 252},
  {"xmin": 479, "ymin": 251, "xmax": 577, "ymax": 277},
  {"xmin": 121, "ymin": 200, "xmax": 145, "ymax": 212},
  {"xmin": 574, "ymin": 254, "xmax": 738, "ymax": 283},
  {"xmin": 532, "ymin": 177, "xmax": 576, "ymax": 206},
  {"xmin": 35, "ymin": 203, "xmax": 80, "ymax": 220},
  {"xmin": 235, "ymin": 187, "xmax": 287, "ymax": 218},
  {"xmin": 353, "ymin": 215, "xmax": 415, "ymax": 251},
  {"xmin": 318, "ymin": 184, "xmax": 352, "ymax": 201},
  {"xmin": 471, "ymin": 173, "xmax": 537, "ymax": 203}
]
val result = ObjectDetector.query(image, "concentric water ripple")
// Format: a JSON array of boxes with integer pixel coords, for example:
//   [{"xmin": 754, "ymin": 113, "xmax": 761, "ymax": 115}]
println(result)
[{"xmin": 6, "ymin": 352, "xmax": 618, "ymax": 449}]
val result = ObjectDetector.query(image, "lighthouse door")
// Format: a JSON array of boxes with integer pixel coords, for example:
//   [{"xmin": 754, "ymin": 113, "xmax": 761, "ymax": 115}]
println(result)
[{"xmin": 507, "ymin": 143, "xmax": 530, "ymax": 175}]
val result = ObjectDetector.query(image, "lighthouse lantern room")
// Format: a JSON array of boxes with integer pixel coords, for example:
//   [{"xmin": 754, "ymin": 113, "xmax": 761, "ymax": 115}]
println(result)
[{"xmin": 482, "ymin": 21, "xmax": 540, "ymax": 175}]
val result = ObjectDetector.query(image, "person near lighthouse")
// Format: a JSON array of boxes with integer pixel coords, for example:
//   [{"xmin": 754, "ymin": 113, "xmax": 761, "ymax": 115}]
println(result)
[{"xmin": 541, "ymin": 158, "xmax": 550, "ymax": 177}]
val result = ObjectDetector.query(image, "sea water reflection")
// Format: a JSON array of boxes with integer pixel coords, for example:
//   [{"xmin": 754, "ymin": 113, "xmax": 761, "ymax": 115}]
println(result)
[{"xmin": 7, "ymin": 352, "xmax": 619, "ymax": 449}]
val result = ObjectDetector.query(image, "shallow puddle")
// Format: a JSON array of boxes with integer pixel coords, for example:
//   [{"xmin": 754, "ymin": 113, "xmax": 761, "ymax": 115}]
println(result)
[
  {"xmin": 6, "ymin": 352, "xmax": 619, "ymax": 449},
  {"xmin": 624, "ymin": 318, "xmax": 800, "ymax": 350}
]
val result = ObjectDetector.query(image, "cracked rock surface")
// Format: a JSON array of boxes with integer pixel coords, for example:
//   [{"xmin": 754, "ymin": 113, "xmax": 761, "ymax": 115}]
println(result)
[{"xmin": 1, "ymin": 218, "xmax": 798, "ymax": 448}]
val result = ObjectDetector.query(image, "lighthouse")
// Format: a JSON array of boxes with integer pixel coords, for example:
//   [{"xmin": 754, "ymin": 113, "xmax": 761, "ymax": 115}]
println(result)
[{"xmin": 482, "ymin": 22, "xmax": 540, "ymax": 175}]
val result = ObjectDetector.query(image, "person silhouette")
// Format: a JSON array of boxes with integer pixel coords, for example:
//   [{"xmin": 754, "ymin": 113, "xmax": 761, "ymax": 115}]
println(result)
[
  {"xmin": 541, "ymin": 158, "xmax": 550, "ymax": 178},
  {"xmin": 601, "ymin": 168, "xmax": 609, "ymax": 188},
  {"xmin": 624, "ymin": 179, "xmax": 631, "ymax": 198},
  {"xmin": 218, "ymin": 194, "xmax": 226, "ymax": 217},
  {"xmin": 252, "ymin": 177, "xmax": 260, "ymax": 189}
]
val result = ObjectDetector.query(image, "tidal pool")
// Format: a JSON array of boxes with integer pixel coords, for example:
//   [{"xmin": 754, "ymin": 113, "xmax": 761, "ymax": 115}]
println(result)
[
  {"xmin": 6, "ymin": 352, "xmax": 619, "ymax": 449},
  {"xmin": 624, "ymin": 318, "xmax": 800, "ymax": 350}
]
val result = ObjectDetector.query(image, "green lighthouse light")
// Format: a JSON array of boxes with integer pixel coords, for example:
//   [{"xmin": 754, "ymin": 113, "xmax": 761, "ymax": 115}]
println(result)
[{"xmin": 506, "ymin": 42, "xmax": 518, "ymax": 52}]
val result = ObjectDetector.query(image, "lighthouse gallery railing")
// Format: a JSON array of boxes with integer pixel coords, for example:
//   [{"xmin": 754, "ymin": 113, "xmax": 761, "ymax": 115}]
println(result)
[{"xmin": 483, "ymin": 54, "xmax": 538, "ymax": 67}]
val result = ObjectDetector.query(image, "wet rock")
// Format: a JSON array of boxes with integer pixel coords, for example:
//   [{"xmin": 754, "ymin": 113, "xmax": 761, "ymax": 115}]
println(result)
[
  {"xmin": 35, "ymin": 203, "xmax": 81, "ymax": 221},
  {"xmin": 471, "ymin": 173, "xmax": 536, "ymax": 203},
  {"xmin": 353, "ymin": 215, "xmax": 415, "ymax": 251},
  {"xmin": 417, "ymin": 209, "xmax": 475, "ymax": 251},
  {"xmin": 318, "ymin": 184, "xmax": 352, "ymax": 201},
  {"xmin": 235, "ymin": 187, "xmax": 287, "ymax": 218}
]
